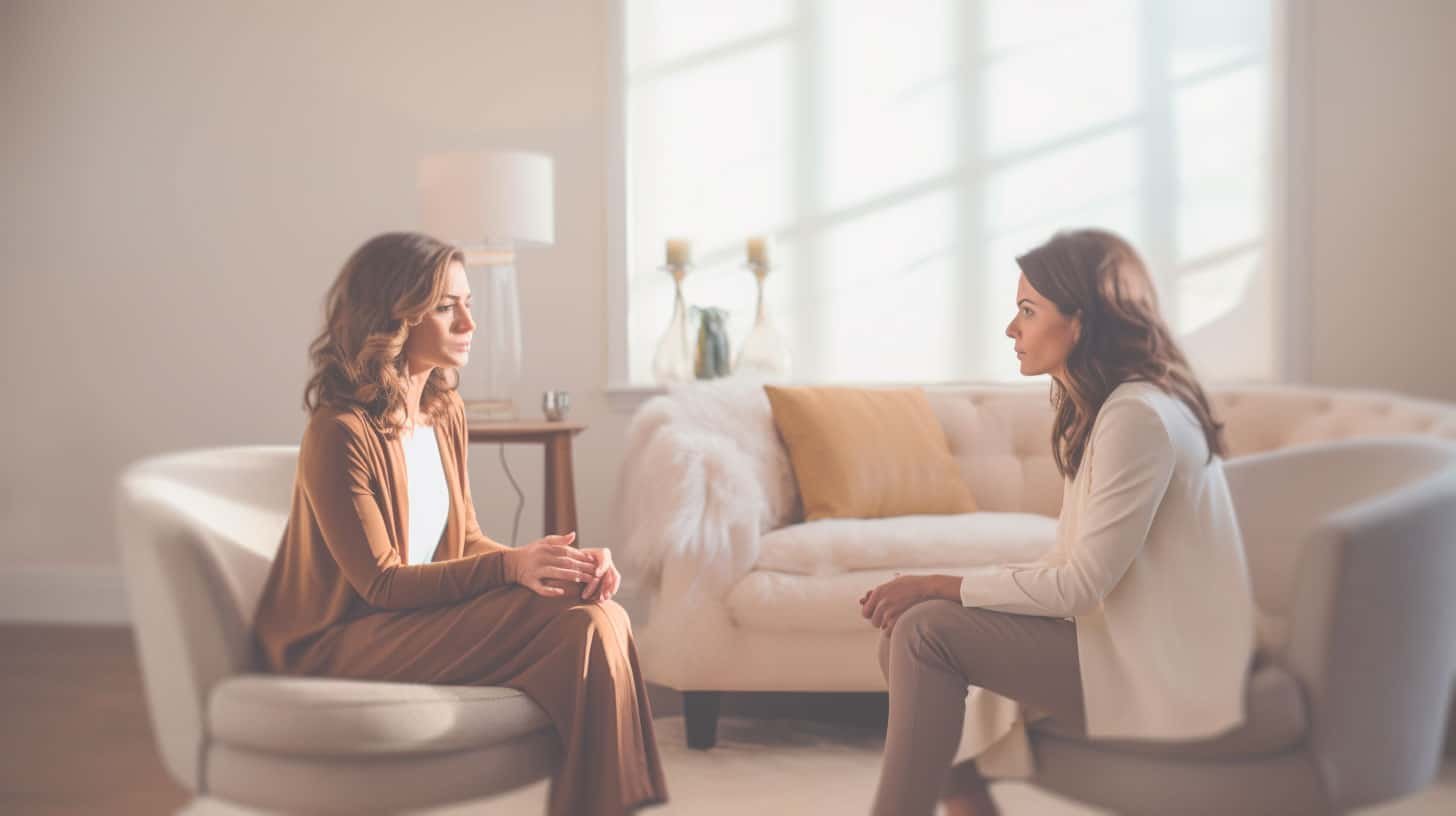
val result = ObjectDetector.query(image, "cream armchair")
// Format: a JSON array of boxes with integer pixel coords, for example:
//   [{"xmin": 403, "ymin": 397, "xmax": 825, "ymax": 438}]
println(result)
[
  {"xmin": 116, "ymin": 446, "xmax": 559, "ymax": 815},
  {"xmin": 1026, "ymin": 436, "xmax": 1456, "ymax": 814}
]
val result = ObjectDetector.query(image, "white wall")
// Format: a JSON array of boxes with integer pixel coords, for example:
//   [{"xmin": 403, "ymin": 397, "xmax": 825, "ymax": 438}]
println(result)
[
  {"xmin": 0, "ymin": 0, "xmax": 626, "ymax": 619},
  {"xmin": 1305, "ymin": 0, "xmax": 1456, "ymax": 399},
  {"xmin": 2, "ymin": 0, "xmax": 1454, "ymax": 622}
]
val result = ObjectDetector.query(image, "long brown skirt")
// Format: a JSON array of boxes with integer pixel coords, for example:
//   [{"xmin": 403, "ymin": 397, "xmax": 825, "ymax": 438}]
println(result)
[{"xmin": 309, "ymin": 585, "xmax": 669, "ymax": 816}]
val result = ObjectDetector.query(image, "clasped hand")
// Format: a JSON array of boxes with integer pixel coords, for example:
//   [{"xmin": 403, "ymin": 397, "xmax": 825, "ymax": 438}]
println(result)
[
  {"xmin": 505, "ymin": 532, "xmax": 621, "ymax": 603},
  {"xmin": 859, "ymin": 574, "xmax": 954, "ymax": 632}
]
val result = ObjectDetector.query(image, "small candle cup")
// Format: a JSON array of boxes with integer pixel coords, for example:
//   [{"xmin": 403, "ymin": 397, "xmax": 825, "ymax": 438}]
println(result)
[
  {"xmin": 666, "ymin": 238, "xmax": 692, "ymax": 267},
  {"xmin": 746, "ymin": 236, "xmax": 771, "ymax": 267}
]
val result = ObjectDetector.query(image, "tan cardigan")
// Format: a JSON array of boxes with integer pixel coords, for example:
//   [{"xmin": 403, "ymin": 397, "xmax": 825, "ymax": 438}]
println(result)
[{"xmin": 253, "ymin": 390, "xmax": 512, "ymax": 673}]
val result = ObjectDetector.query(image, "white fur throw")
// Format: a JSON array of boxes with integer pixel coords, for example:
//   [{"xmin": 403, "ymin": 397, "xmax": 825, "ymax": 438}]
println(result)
[{"xmin": 614, "ymin": 379, "xmax": 803, "ymax": 592}]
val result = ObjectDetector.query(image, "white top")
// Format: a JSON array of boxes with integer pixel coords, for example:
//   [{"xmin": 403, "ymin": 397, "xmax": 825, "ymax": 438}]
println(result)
[
  {"xmin": 953, "ymin": 380, "xmax": 1258, "ymax": 777},
  {"xmin": 401, "ymin": 423, "xmax": 449, "ymax": 566}
]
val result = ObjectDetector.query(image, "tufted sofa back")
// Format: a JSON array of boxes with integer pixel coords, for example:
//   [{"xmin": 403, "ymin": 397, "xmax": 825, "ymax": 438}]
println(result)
[{"xmin": 926, "ymin": 382, "xmax": 1456, "ymax": 519}]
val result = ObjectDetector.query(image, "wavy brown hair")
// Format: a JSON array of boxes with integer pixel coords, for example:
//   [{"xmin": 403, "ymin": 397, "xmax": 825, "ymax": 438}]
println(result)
[
  {"xmin": 1016, "ymin": 228, "xmax": 1226, "ymax": 481},
  {"xmin": 303, "ymin": 232, "xmax": 464, "ymax": 437}
]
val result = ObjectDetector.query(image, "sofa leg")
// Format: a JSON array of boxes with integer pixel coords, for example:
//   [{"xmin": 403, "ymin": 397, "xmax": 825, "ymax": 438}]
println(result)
[{"xmin": 684, "ymin": 691, "xmax": 721, "ymax": 750}]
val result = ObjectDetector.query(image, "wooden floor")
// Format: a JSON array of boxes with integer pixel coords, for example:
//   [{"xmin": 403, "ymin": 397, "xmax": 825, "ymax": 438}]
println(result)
[
  {"xmin": 0, "ymin": 624, "xmax": 887, "ymax": 815},
  {"xmin": 2, "ymin": 624, "xmax": 1452, "ymax": 815},
  {"xmin": 1, "ymin": 625, "xmax": 189, "ymax": 815}
]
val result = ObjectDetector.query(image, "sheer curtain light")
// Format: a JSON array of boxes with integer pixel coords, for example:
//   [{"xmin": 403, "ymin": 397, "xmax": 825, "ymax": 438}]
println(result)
[
  {"xmin": 618, "ymin": 0, "xmax": 1278, "ymax": 387},
  {"xmin": 418, "ymin": 149, "xmax": 555, "ymax": 420}
]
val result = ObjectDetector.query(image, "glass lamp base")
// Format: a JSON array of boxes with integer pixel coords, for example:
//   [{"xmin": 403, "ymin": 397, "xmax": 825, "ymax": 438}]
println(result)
[{"xmin": 464, "ymin": 399, "xmax": 518, "ymax": 423}]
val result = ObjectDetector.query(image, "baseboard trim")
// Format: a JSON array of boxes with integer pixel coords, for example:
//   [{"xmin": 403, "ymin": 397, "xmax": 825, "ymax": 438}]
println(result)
[{"xmin": 0, "ymin": 566, "xmax": 129, "ymax": 625}]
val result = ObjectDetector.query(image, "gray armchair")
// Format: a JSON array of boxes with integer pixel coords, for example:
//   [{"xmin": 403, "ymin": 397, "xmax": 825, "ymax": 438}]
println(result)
[
  {"xmin": 1024, "ymin": 436, "xmax": 1456, "ymax": 815},
  {"xmin": 116, "ymin": 445, "xmax": 560, "ymax": 815}
]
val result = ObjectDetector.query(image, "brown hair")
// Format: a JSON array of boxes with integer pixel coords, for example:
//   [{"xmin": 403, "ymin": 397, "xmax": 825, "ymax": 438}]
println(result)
[
  {"xmin": 1016, "ymin": 228, "xmax": 1226, "ymax": 481},
  {"xmin": 302, "ymin": 232, "xmax": 463, "ymax": 437}
]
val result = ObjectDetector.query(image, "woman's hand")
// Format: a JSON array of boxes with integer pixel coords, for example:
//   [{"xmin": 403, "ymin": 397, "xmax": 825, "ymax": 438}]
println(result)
[
  {"xmin": 860, "ymin": 574, "xmax": 960, "ymax": 632},
  {"xmin": 578, "ymin": 548, "xmax": 620, "ymax": 603},
  {"xmin": 504, "ymin": 532, "xmax": 598, "ymax": 598}
]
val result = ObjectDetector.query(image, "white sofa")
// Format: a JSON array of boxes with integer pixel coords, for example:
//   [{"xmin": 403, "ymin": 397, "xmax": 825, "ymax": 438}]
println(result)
[{"xmin": 615, "ymin": 380, "xmax": 1456, "ymax": 810}]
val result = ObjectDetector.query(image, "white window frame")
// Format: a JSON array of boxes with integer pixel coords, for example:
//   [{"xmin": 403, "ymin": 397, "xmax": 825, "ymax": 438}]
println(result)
[{"xmin": 603, "ymin": 0, "xmax": 1314, "ymax": 400}]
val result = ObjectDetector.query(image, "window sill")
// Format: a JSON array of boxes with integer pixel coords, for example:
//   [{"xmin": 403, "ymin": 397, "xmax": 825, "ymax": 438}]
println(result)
[
  {"xmin": 604, "ymin": 382, "xmax": 667, "ymax": 412},
  {"xmin": 601, "ymin": 377, "xmax": 1054, "ymax": 412}
]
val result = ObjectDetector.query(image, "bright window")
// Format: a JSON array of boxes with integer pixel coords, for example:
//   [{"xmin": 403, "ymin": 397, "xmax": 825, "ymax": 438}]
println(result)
[{"xmin": 619, "ymin": 0, "xmax": 1278, "ymax": 385}]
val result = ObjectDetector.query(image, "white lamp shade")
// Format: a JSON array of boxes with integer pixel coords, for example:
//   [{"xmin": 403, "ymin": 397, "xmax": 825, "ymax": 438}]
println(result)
[{"xmin": 417, "ymin": 150, "xmax": 555, "ymax": 248}]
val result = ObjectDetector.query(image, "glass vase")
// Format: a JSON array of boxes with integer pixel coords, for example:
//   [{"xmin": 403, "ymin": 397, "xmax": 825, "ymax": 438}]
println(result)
[
  {"xmin": 651, "ymin": 265, "xmax": 695, "ymax": 384},
  {"xmin": 734, "ymin": 263, "xmax": 791, "ymax": 378}
]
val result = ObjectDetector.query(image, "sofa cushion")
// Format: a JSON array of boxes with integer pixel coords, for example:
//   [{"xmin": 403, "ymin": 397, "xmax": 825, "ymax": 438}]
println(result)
[
  {"xmin": 726, "ymin": 567, "xmax": 1063, "ymax": 632},
  {"xmin": 208, "ymin": 675, "xmax": 553, "ymax": 757},
  {"xmin": 763, "ymin": 385, "xmax": 978, "ymax": 520},
  {"xmin": 756, "ymin": 512, "xmax": 1057, "ymax": 575}
]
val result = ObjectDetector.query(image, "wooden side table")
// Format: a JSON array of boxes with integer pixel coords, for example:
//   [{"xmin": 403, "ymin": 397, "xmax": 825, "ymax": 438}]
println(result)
[{"xmin": 467, "ymin": 420, "xmax": 587, "ymax": 540}]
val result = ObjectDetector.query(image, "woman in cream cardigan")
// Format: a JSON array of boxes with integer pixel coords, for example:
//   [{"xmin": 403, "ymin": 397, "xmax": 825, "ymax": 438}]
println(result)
[
  {"xmin": 860, "ymin": 229, "xmax": 1257, "ymax": 816},
  {"xmin": 252, "ymin": 232, "xmax": 668, "ymax": 816}
]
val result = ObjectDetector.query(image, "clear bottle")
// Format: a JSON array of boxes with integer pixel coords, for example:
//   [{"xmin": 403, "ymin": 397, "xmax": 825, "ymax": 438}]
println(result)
[
  {"xmin": 652, "ymin": 264, "xmax": 696, "ymax": 384},
  {"xmin": 735, "ymin": 262, "xmax": 791, "ymax": 377}
]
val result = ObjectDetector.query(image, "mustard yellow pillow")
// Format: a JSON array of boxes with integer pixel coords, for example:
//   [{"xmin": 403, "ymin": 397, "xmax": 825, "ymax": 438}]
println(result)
[{"xmin": 763, "ymin": 385, "xmax": 978, "ymax": 521}]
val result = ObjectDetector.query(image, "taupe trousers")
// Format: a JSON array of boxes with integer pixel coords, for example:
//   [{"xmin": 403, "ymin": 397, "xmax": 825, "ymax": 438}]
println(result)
[{"xmin": 871, "ymin": 599, "xmax": 1086, "ymax": 816}]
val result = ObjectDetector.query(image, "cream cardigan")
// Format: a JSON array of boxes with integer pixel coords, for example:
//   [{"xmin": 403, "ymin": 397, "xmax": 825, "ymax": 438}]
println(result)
[{"xmin": 953, "ymin": 379, "xmax": 1258, "ymax": 777}]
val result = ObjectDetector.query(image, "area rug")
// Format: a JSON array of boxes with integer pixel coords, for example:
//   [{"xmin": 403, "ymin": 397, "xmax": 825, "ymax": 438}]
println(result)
[{"xmin": 423, "ymin": 714, "xmax": 1097, "ymax": 815}]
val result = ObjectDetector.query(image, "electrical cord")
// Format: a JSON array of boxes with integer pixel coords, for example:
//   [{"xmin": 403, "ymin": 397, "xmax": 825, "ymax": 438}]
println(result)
[{"xmin": 498, "ymin": 443, "xmax": 525, "ymax": 547}]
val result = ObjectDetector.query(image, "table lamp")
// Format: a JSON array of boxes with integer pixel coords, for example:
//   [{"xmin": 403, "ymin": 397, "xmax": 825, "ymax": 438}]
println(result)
[{"xmin": 417, "ymin": 149, "xmax": 555, "ymax": 421}]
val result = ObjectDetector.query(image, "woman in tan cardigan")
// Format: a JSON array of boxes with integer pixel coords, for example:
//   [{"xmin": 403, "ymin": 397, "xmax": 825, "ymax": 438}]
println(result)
[{"xmin": 252, "ymin": 232, "xmax": 668, "ymax": 816}]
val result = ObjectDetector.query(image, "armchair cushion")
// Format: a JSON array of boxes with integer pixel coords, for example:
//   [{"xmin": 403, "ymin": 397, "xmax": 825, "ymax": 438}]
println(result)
[
  {"xmin": 1030, "ymin": 659, "xmax": 1308, "ymax": 760},
  {"xmin": 208, "ymin": 675, "xmax": 553, "ymax": 758},
  {"xmin": 755, "ymin": 512, "xmax": 1057, "ymax": 575}
]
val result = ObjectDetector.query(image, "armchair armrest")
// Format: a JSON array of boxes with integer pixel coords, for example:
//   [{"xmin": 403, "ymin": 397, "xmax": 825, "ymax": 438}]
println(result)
[
  {"xmin": 1224, "ymin": 441, "xmax": 1432, "ymax": 624},
  {"xmin": 1274, "ymin": 441, "xmax": 1456, "ymax": 810}
]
